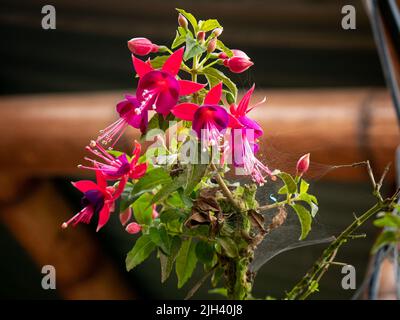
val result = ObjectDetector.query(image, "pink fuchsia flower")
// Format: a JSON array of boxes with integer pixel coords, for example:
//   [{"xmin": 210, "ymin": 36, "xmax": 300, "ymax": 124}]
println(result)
[
  {"xmin": 62, "ymin": 171, "xmax": 127, "ymax": 232},
  {"xmin": 223, "ymin": 49, "xmax": 254, "ymax": 73},
  {"xmin": 133, "ymin": 47, "xmax": 205, "ymax": 117},
  {"xmin": 296, "ymin": 153, "xmax": 310, "ymax": 177},
  {"xmin": 79, "ymin": 140, "xmax": 147, "ymax": 180},
  {"xmin": 228, "ymin": 85, "xmax": 274, "ymax": 185},
  {"xmin": 128, "ymin": 37, "xmax": 159, "ymax": 56},
  {"xmin": 171, "ymin": 82, "xmax": 229, "ymax": 147}
]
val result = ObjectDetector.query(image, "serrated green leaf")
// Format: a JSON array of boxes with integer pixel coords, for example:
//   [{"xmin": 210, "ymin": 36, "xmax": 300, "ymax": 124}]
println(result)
[
  {"xmin": 132, "ymin": 167, "xmax": 172, "ymax": 194},
  {"xmin": 216, "ymin": 237, "xmax": 239, "ymax": 258},
  {"xmin": 132, "ymin": 193, "xmax": 154, "ymax": 225},
  {"xmin": 278, "ymin": 172, "xmax": 297, "ymax": 194},
  {"xmin": 195, "ymin": 241, "xmax": 215, "ymax": 264},
  {"xmin": 126, "ymin": 235, "xmax": 156, "ymax": 271},
  {"xmin": 291, "ymin": 204, "xmax": 312, "ymax": 240},
  {"xmin": 300, "ymin": 179, "xmax": 309, "ymax": 194},
  {"xmin": 184, "ymin": 35, "xmax": 206, "ymax": 61},
  {"xmin": 149, "ymin": 225, "xmax": 171, "ymax": 255},
  {"xmin": 202, "ymin": 67, "xmax": 237, "ymax": 100},
  {"xmin": 150, "ymin": 55, "xmax": 169, "ymax": 69},
  {"xmin": 372, "ymin": 230, "xmax": 398, "ymax": 253},
  {"xmin": 160, "ymin": 236, "xmax": 182, "ymax": 283},
  {"xmin": 175, "ymin": 239, "xmax": 198, "ymax": 288},
  {"xmin": 374, "ymin": 214, "xmax": 400, "ymax": 228},
  {"xmin": 216, "ymin": 40, "xmax": 233, "ymax": 57},
  {"xmin": 199, "ymin": 19, "xmax": 221, "ymax": 32},
  {"xmin": 176, "ymin": 9, "xmax": 198, "ymax": 32}
]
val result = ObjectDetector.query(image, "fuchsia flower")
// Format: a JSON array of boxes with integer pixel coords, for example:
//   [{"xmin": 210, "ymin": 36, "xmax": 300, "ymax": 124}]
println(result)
[
  {"xmin": 222, "ymin": 49, "xmax": 254, "ymax": 73},
  {"xmin": 98, "ymin": 48, "xmax": 204, "ymax": 146},
  {"xmin": 62, "ymin": 171, "xmax": 127, "ymax": 232},
  {"xmin": 171, "ymin": 82, "xmax": 229, "ymax": 147},
  {"xmin": 79, "ymin": 140, "xmax": 147, "ymax": 180},
  {"xmin": 228, "ymin": 85, "xmax": 274, "ymax": 185},
  {"xmin": 127, "ymin": 37, "xmax": 159, "ymax": 56}
]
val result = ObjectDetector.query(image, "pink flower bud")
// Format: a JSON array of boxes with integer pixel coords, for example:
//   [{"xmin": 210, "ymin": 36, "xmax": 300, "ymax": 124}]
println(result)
[
  {"xmin": 119, "ymin": 208, "xmax": 132, "ymax": 226},
  {"xmin": 231, "ymin": 49, "xmax": 250, "ymax": 59},
  {"xmin": 226, "ymin": 56, "xmax": 254, "ymax": 73},
  {"xmin": 126, "ymin": 222, "xmax": 142, "ymax": 234},
  {"xmin": 178, "ymin": 13, "xmax": 188, "ymax": 29},
  {"xmin": 218, "ymin": 52, "xmax": 228, "ymax": 60},
  {"xmin": 197, "ymin": 31, "xmax": 205, "ymax": 42},
  {"xmin": 212, "ymin": 28, "xmax": 223, "ymax": 37},
  {"xmin": 207, "ymin": 38, "xmax": 217, "ymax": 53},
  {"xmin": 127, "ymin": 37, "xmax": 158, "ymax": 56},
  {"xmin": 152, "ymin": 204, "xmax": 159, "ymax": 219},
  {"xmin": 296, "ymin": 153, "xmax": 310, "ymax": 176}
]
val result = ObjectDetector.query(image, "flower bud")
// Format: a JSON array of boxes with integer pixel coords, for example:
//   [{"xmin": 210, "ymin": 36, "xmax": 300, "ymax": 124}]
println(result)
[
  {"xmin": 126, "ymin": 222, "xmax": 142, "ymax": 234},
  {"xmin": 226, "ymin": 56, "xmax": 254, "ymax": 73},
  {"xmin": 231, "ymin": 49, "xmax": 250, "ymax": 59},
  {"xmin": 178, "ymin": 13, "xmax": 188, "ymax": 29},
  {"xmin": 207, "ymin": 38, "xmax": 217, "ymax": 53},
  {"xmin": 218, "ymin": 52, "xmax": 228, "ymax": 60},
  {"xmin": 212, "ymin": 27, "xmax": 223, "ymax": 37},
  {"xmin": 296, "ymin": 153, "xmax": 310, "ymax": 176},
  {"xmin": 127, "ymin": 37, "xmax": 158, "ymax": 56},
  {"xmin": 152, "ymin": 204, "xmax": 159, "ymax": 219},
  {"xmin": 225, "ymin": 91, "xmax": 235, "ymax": 105},
  {"xmin": 196, "ymin": 31, "xmax": 205, "ymax": 43}
]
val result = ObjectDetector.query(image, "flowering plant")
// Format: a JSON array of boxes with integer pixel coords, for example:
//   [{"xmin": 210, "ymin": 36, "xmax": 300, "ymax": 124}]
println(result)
[{"xmin": 64, "ymin": 9, "xmax": 399, "ymax": 300}]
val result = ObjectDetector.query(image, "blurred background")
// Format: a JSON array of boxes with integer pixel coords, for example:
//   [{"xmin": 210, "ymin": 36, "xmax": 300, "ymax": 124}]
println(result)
[{"xmin": 0, "ymin": 0, "xmax": 399, "ymax": 299}]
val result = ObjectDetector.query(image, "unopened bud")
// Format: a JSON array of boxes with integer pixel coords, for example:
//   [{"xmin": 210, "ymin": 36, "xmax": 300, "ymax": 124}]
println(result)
[
  {"xmin": 127, "ymin": 37, "xmax": 158, "ymax": 56},
  {"xmin": 296, "ymin": 153, "xmax": 310, "ymax": 176},
  {"xmin": 225, "ymin": 91, "xmax": 235, "ymax": 105},
  {"xmin": 218, "ymin": 52, "xmax": 228, "ymax": 60},
  {"xmin": 178, "ymin": 13, "xmax": 188, "ymax": 29},
  {"xmin": 207, "ymin": 38, "xmax": 217, "ymax": 53},
  {"xmin": 196, "ymin": 31, "xmax": 205, "ymax": 43},
  {"xmin": 125, "ymin": 222, "xmax": 142, "ymax": 234},
  {"xmin": 212, "ymin": 27, "xmax": 223, "ymax": 37}
]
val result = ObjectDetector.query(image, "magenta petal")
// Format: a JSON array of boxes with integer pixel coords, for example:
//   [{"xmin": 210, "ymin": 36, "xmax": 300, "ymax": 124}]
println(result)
[
  {"xmin": 72, "ymin": 180, "xmax": 99, "ymax": 193},
  {"xmin": 95, "ymin": 171, "xmax": 107, "ymax": 190},
  {"xmin": 238, "ymin": 116, "xmax": 263, "ymax": 138},
  {"xmin": 162, "ymin": 47, "xmax": 184, "ymax": 76},
  {"xmin": 228, "ymin": 114, "xmax": 243, "ymax": 129},
  {"xmin": 192, "ymin": 105, "xmax": 229, "ymax": 137},
  {"xmin": 132, "ymin": 55, "xmax": 153, "ymax": 78},
  {"xmin": 178, "ymin": 80, "xmax": 205, "ymax": 95},
  {"xmin": 171, "ymin": 103, "xmax": 198, "ymax": 121},
  {"xmin": 204, "ymin": 82, "xmax": 223, "ymax": 105}
]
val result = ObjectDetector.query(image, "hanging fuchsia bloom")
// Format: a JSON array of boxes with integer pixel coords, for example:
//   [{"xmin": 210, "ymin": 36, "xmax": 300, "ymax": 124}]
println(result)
[
  {"xmin": 98, "ymin": 48, "xmax": 204, "ymax": 147},
  {"xmin": 79, "ymin": 140, "xmax": 147, "ymax": 180},
  {"xmin": 228, "ymin": 85, "xmax": 273, "ymax": 185},
  {"xmin": 133, "ymin": 47, "xmax": 205, "ymax": 117},
  {"xmin": 128, "ymin": 37, "xmax": 159, "ymax": 56},
  {"xmin": 171, "ymin": 82, "xmax": 229, "ymax": 147},
  {"xmin": 62, "ymin": 171, "xmax": 127, "ymax": 232},
  {"xmin": 223, "ymin": 49, "xmax": 254, "ymax": 73}
]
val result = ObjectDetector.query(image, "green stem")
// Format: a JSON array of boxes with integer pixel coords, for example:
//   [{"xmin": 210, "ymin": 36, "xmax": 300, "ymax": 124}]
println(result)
[
  {"xmin": 285, "ymin": 200, "xmax": 390, "ymax": 300},
  {"xmin": 201, "ymin": 59, "xmax": 220, "ymax": 70}
]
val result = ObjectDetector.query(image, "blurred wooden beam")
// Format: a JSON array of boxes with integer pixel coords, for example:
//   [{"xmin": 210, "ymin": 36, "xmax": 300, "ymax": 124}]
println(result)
[{"xmin": 0, "ymin": 88, "xmax": 398, "ymax": 182}]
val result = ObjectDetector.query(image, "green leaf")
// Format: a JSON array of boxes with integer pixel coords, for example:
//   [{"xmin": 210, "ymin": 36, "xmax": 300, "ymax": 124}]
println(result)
[
  {"xmin": 185, "ymin": 162, "xmax": 208, "ymax": 195},
  {"xmin": 107, "ymin": 150, "xmax": 125, "ymax": 158},
  {"xmin": 372, "ymin": 230, "xmax": 398, "ymax": 253},
  {"xmin": 374, "ymin": 214, "xmax": 400, "ymax": 228},
  {"xmin": 300, "ymin": 179, "xmax": 309, "ymax": 194},
  {"xmin": 150, "ymin": 174, "xmax": 187, "ymax": 205},
  {"xmin": 126, "ymin": 235, "xmax": 156, "ymax": 271},
  {"xmin": 216, "ymin": 237, "xmax": 239, "ymax": 258},
  {"xmin": 184, "ymin": 35, "xmax": 206, "ymax": 61},
  {"xmin": 149, "ymin": 225, "xmax": 171, "ymax": 255},
  {"xmin": 278, "ymin": 172, "xmax": 297, "ymax": 194},
  {"xmin": 278, "ymin": 185, "xmax": 288, "ymax": 195},
  {"xmin": 176, "ymin": 9, "xmax": 198, "ymax": 32},
  {"xmin": 175, "ymin": 239, "xmax": 198, "ymax": 288},
  {"xmin": 195, "ymin": 241, "xmax": 215, "ymax": 264},
  {"xmin": 199, "ymin": 19, "xmax": 221, "ymax": 32},
  {"xmin": 150, "ymin": 55, "xmax": 169, "ymax": 69},
  {"xmin": 132, "ymin": 167, "xmax": 172, "ymax": 194},
  {"xmin": 160, "ymin": 236, "xmax": 182, "ymax": 283},
  {"xmin": 146, "ymin": 113, "xmax": 177, "ymax": 133},
  {"xmin": 216, "ymin": 40, "xmax": 233, "ymax": 57},
  {"xmin": 132, "ymin": 193, "xmax": 154, "ymax": 225},
  {"xmin": 208, "ymin": 288, "xmax": 228, "ymax": 297},
  {"xmin": 290, "ymin": 204, "xmax": 312, "ymax": 240},
  {"xmin": 297, "ymin": 193, "xmax": 318, "ymax": 217},
  {"xmin": 202, "ymin": 67, "xmax": 237, "ymax": 100}
]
